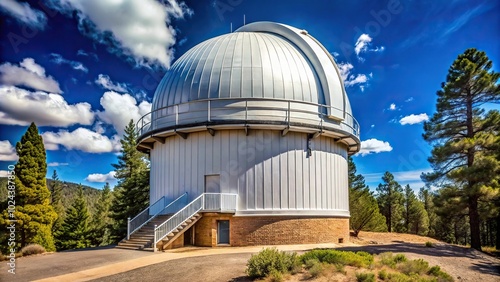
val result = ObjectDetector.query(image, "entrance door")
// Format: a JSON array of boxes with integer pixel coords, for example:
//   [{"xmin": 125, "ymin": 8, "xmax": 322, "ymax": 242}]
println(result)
[
  {"xmin": 205, "ymin": 175, "xmax": 220, "ymax": 193},
  {"xmin": 217, "ymin": 220, "xmax": 230, "ymax": 244}
]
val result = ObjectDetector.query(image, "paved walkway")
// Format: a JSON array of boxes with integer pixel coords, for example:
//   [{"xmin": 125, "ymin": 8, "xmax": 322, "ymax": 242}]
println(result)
[{"xmin": 0, "ymin": 243, "xmax": 340, "ymax": 282}]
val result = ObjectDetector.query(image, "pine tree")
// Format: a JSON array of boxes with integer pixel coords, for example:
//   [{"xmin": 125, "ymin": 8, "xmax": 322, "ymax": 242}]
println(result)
[
  {"xmin": 376, "ymin": 172, "xmax": 404, "ymax": 233},
  {"xmin": 50, "ymin": 170, "xmax": 64, "ymax": 234},
  {"xmin": 0, "ymin": 123, "xmax": 57, "ymax": 251},
  {"xmin": 110, "ymin": 120, "xmax": 150, "ymax": 241},
  {"xmin": 55, "ymin": 185, "xmax": 91, "ymax": 250},
  {"xmin": 90, "ymin": 182, "xmax": 113, "ymax": 246},
  {"xmin": 423, "ymin": 48, "xmax": 500, "ymax": 250},
  {"xmin": 348, "ymin": 158, "xmax": 387, "ymax": 236},
  {"xmin": 403, "ymin": 185, "xmax": 429, "ymax": 235},
  {"xmin": 419, "ymin": 187, "xmax": 438, "ymax": 237}
]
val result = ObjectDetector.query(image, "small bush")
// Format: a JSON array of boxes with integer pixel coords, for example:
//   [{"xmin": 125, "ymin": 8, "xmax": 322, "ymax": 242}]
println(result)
[
  {"xmin": 428, "ymin": 265, "xmax": 453, "ymax": 281},
  {"xmin": 379, "ymin": 252, "xmax": 407, "ymax": 268},
  {"xmin": 305, "ymin": 258, "xmax": 320, "ymax": 269},
  {"xmin": 398, "ymin": 259, "xmax": 429, "ymax": 275},
  {"xmin": 378, "ymin": 269, "xmax": 388, "ymax": 280},
  {"xmin": 308, "ymin": 262, "xmax": 325, "ymax": 278},
  {"xmin": 246, "ymin": 248, "xmax": 300, "ymax": 279},
  {"xmin": 356, "ymin": 272, "xmax": 375, "ymax": 282},
  {"xmin": 301, "ymin": 249, "xmax": 373, "ymax": 268},
  {"xmin": 425, "ymin": 241, "xmax": 434, "ymax": 248},
  {"xmin": 334, "ymin": 263, "xmax": 346, "ymax": 274},
  {"xmin": 20, "ymin": 244, "xmax": 46, "ymax": 256},
  {"xmin": 268, "ymin": 269, "xmax": 284, "ymax": 282}
]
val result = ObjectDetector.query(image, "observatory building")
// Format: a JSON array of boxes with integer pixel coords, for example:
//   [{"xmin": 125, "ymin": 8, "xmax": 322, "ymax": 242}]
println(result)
[{"xmin": 122, "ymin": 22, "xmax": 360, "ymax": 251}]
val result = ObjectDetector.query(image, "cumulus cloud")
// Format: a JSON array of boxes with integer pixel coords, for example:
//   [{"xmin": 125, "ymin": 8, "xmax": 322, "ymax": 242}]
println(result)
[
  {"xmin": 49, "ymin": 0, "xmax": 193, "ymax": 68},
  {"xmin": 337, "ymin": 62, "xmax": 370, "ymax": 91},
  {"xmin": 42, "ymin": 128, "xmax": 121, "ymax": 153},
  {"xmin": 0, "ymin": 58, "xmax": 62, "ymax": 93},
  {"xmin": 389, "ymin": 103, "xmax": 396, "ymax": 110},
  {"xmin": 0, "ymin": 86, "xmax": 94, "ymax": 127},
  {"xmin": 0, "ymin": 0, "xmax": 47, "ymax": 29},
  {"xmin": 354, "ymin": 34, "xmax": 385, "ymax": 61},
  {"xmin": 97, "ymin": 91, "xmax": 151, "ymax": 135},
  {"xmin": 85, "ymin": 171, "xmax": 116, "ymax": 182},
  {"xmin": 0, "ymin": 140, "xmax": 18, "ymax": 161},
  {"xmin": 399, "ymin": 113, "xmax": 429, "ymax": 125},
  {"xmin": 95, "ymin": 74, "xmax": 129, "ymax": 93},
  {"xmin": 50, "ymin": 53, "xmax": 88, "ymax": 72},
  {"xmin": 357, "ymin": 138, "xmax": 393, "ymax": 156}
]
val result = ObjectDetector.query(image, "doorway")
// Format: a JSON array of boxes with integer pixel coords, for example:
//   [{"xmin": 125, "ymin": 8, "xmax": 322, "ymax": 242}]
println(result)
[{"xmin": 217, "ymin": 220, "xmax": 230, "ymax": 245}]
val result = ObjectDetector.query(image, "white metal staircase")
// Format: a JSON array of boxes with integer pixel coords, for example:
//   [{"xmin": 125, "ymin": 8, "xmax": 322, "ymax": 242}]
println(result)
[{"xmin": 117, "ymin": 193, "xmax": 237, "ymax": 252}]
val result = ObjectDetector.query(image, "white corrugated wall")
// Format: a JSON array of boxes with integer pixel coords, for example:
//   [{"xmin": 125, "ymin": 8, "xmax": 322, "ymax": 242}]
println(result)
[{"xmin": 150, "ymin": 130, "xmax": 349, "ymax": 216}]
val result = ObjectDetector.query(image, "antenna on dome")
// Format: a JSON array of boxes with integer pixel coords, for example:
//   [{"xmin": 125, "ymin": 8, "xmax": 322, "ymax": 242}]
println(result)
[{"xmin": 231, "ymin": 22, "xmax": 233, "ymax": 33}]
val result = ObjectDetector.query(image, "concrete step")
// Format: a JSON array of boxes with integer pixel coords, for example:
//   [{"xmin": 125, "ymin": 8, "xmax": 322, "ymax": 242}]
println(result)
[
  {"xmin": 124, "ymin": 239, "xmax": 152, "ymax": 244},
  {"xmin": 118, "ymin": 242, "xmax": 145, "ymax": 248},
  {"xmin": 116, "ymin": 245, "xmax": 142, "ymax": 250}
]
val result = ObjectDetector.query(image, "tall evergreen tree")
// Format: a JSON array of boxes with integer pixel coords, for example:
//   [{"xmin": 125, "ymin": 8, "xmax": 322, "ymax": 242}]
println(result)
[
  {"xmin": 348, "ymin": 158, "xmax": 387, "ymax": 236},
  {"xmin": 90, "ymin": 182, "xmax": 113, "ymax": 246},
  {"xmin": 403, "ymin": 185, "xmax": 429, "ymax": 235},
  {"xmin": 0, "ymin": 123, "xmax": 57, "ymax": 251},
  {"xmin": 50, "ymin": 170, "xmax": 64, "ymax": 234},
  {"xmin": 110, "ymin": 120, "xmax": 150, "ymax": 241},
  {"xmin": 376, "ymin": 172, "xmax": 404, "ymax": 233},
  {"xmin": 55, "ymin": 185, "xmax": 91, "ymax": 250},
  {"xmin": 419, "ymin": 187, "xmax": 438, "ymax": 237},
  {"xmin": 423, "ymin": 48, "xmax": 500, "ymax": 250}
]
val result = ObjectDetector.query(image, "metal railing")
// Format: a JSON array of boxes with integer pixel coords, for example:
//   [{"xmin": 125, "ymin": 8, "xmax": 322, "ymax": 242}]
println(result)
[
  {"xmin": 136, "ymin": 98, "xmax": 360, "ymax": 140},
  {"xmin": 153, "ymin": 193, "xmax": 238, "ymax": 251},
  {"xmin": 127, "ymin": 193, "xmax": 187, "ymax": 240}
]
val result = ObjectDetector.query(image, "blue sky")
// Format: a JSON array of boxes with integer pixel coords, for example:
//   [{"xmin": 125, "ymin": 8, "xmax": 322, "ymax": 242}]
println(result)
[{"xmin": 0, "ymin": 0, "xmax": 498, "ymax": 190}]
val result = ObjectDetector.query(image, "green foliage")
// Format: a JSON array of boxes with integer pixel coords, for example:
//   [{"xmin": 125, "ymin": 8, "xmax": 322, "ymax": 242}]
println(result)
[
  {"xmin": 378, "ymin": 269, "xmax": 388, "ymax": 280},
  {"xmin": 20, "ymin": 244, "xmax": 46, "ymax": 256},
  {"xmin": 50, "ymin": 170, "xmax": 64, "ymax": 235},
  {"xmin": 0, "ymin": 123, "xmax": 57, "ymax": 252},
  {"xmin": 245, "ymin": 248, "xmax": 300, "ymax": 279},
  {"xmin": 397, "ymin": 259, "xmax": 429, "ymax": 276},
  {"xmin": 110, "ymin": 120, "xmax": 150, "ymax": 241},
  {"xmin": 305, "ymin": 258, "xmax": 320, "ymax": 269},
  {"xmin": 308, "ymin": 261, "xmax": 325, "ymax": 278},
  {"xmin": 403, "ymin": 185, "xmax": 429, "ymax": 235},
  {"xmin": 55, "ymin": 185, "xmax": 91, "ymax": 250},
  {"xmin": 300, "ymin": 249, "xmax": 374, "ymax": 268},
  {"xmin": 419, "ymin": 187, "xmax": 439, "ymax": 237},
  {"xmin": 376, "ymin": 172, "xmax": 405, "ymax": 233},
  {"xmin": 349, "ymin": 157, "xmax": 388, "ymax": 236},
  {"xmin": 428, "ymin": 265, "xmax": 453, "ymax": 281},
  {"xmin": 356, "ymin": 271, "xmax": 375, "ymax": 282},
  {"xmin": 423, "ymin": 48, "xmax": 500, "ymax": 250},
  {"xmin": 268, "ymin": 269, "xmax": 284, "ymax": 282},
  {"xmin": 90, "ymin": 182, "xmax": 113, "ymax": 246},
  {"xmin": 425, "ymin": 241, "xmax": 434, "ymax": 248},
  {"xmin": 379, "ymin": 252, "xmax": 407, "ymax": 268}
]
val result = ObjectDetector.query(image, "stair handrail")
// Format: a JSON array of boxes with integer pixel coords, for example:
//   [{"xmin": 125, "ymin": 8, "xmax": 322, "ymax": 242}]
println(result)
[
  {"xmin": 154, "ymin": 194, "xmax": 205, "ymax": 248},
  {"xmin": 127, "ymin": 192, "xmax": 187, "ymax": 239}
]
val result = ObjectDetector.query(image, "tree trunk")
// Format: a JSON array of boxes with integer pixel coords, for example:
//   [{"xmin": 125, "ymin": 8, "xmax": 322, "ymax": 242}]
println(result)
[
  {"xmin": 469, "ymin": 196, "xmax": 482, "ymax": 250},
  {"xmin": 496, "ymin": 214, "xmax": 500, "ymax": 250}
]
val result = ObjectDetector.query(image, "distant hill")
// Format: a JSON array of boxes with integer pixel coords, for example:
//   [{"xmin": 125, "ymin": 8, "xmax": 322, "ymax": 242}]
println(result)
[{"xmin": 0, "ymin": 177, "xmax": 103, "ymax": 215}]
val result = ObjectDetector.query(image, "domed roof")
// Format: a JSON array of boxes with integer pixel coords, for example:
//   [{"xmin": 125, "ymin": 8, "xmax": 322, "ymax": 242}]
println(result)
[{"xmin": 152, "ymin": 22, "xmax": 352, "ymax": 120}]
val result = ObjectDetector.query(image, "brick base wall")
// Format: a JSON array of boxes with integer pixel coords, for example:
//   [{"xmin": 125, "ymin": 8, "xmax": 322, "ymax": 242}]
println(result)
[{"xmin": 194, "ymin": 213, "xmax": 349, "ymax": 247}]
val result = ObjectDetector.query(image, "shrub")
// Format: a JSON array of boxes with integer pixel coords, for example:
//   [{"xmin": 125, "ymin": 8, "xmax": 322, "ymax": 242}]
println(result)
[
  {"xmin": 425, "ymin": 242, "xmax": 434, "ymax": 248},
  {"xmin": 398, "ymin": 259, "xmax": 429, "ymax": 276},
  {"xmin": 428, "ymin": 265, "xmax": 453, "ymax": 281},
  {"xmin": 20, "ymin": 244, "xmax": 46, "ymax": 256},
  {"xmin": 305, "ymin": 258, "xmax": 320, "ymax": 269},
  {"xmin": 379, "ymin": 252, "xmax": 407, "ymax": 268},
  {"xmin": 378, "ymin": 269, "xmax": 388, "ymax": 280},
  {"xmin": 308, "ymin": 261, "xmax": 325, "ymax": 278},
  {"xmin": 301, "ymin": 249, "xmax": 374, "ymax": 268},
  {"xmin": 246, "ymin": 248, "xmax": 300, "ymax": 279},
  {"xmin": 268, "ymin": 269, "xmax": 284, "ymax": 282},
  {"xmin": 356, "ymin": 272, "xmax": 375, "ymax": 282}
]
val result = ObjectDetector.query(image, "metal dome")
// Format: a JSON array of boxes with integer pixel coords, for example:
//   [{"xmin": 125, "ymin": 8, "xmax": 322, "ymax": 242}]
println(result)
[{"xmin": 138, "ymin": 22, "xmax": 360, "ymax": 153}]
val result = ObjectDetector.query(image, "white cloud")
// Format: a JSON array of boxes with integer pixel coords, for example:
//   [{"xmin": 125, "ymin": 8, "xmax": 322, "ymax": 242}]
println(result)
[
  {"xmin": 337, "ymin": 62, "xmax": 370, "ymax": 90},
  {"xmin": 399, "ymin": 113, "xmax": 429, "ymax": 125},
  {"xmin": 354, "ymin": 34, "xmax": 385, "ymax": 61},
  {"xmin": 357, "ymin": 138, "xmax": 393, "ymax": 156},
  {"xmin": 47, "ymin": 162, "xmax": 69, "ymax": 167},
  {"xmin": 42, "ymin": 128, "xmax": 121, "ymax": 153},
  {"xmin": 0, "ymin": 58, "xmax": 62, "ymax": 93},
  {"xmin": 405, "ymin": 97, "xmax": 414, "ymax": 102},
  {"xmin": 85, "ymin": 171, "xmax": 116, "ymax": 182},
  {"xmin": 0, "ymin": 140, "xmax": 18, "ymax": 161},
  {"xmin": 49, "ymin": 0, "xmax": 193, "ymax": 69},
  {"xmin": 0, "ymin": 86, "xmax": 94, "ymax": 127},
  {"xmin": 50, "ymin": 53, "xmax": 88, "ymax": 72},
  {"xmin": 97, "ymin": 91, "xmax": 151, "ymax": 135},
  {"xmin": 389, "ymin": 103, "xmax": 396, "ymax": 110},
  {"xmin": 370, "ymin": 124, "xmax": 375, "ymax": 128},
  {"xmin": 0, "ymin": 170, "xmax": 8, "ymax": 177},
  {"xmin": 95, "ymin": 74, "xmax": 129, "ymax": 93},
  {"xmin": 0, "ymin": 0, "xmax": 47, "ymax": 29}
]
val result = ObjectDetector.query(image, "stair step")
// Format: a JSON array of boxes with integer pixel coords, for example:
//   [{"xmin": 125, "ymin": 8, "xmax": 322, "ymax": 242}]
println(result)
[
  {"xmin": 124, "ymin": 239, "xmax": 152, "ymax": 243},
  {"xmin": 118, "ymin": 242, "xmax": 145, "ymax": 248},
  {"xmin": 116, "ymin": 245, "xmax": 142, "ymax": 250}
]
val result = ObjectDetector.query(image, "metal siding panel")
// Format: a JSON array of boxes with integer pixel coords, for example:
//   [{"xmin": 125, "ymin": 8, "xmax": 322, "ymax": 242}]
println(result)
[
  {"xmin": 295, "ymin": 134, "xmax": 303, "ymax": 209},
  {"xmin": 269, "ymin": 35, "xmax": 293, "ymax": 101},
  {"xmin": 251, "ymin": 34, "xmax": 263, "ymax": 98},
  {"xmin": 208, "ymin": 35, "xmax": 231, "ymax": 99},
  {"xmin": 321, "ymin": 139, "xmax": 327, "ymax": 209},
  {"xmin": 263, "ymin": 132, "xmax": 272, "ymax": 209},
  {"xmin": 272, "ymin": 133, "xmax": 280, "ymax": 209},
  {"xmin": 280, "ymin": 135, "xmax": 288, "ymax": 209},
  {"xmin": 309, "ymin": 139, "xmax": 316, "ymax": 209},
  {"xmin": 258, "ymin": 34, "xmax": 274, "ymax": 98},
  {"xmin": 288, "ymin": 134, "xmax": 296, "ymax": 209},
  {"xmin": 229, "ymin": 131, "xmax": 239, "ymax": 193},
  {"xmin": 219, "ymin": 35, "xmax": 236, "ymax": 98},
  {"xmin": 198, "ymin": 36, "xmax": 225, "ymax": 101},
  {"xmin": 255, "ymin": 131, "xmax": 264, "ymax": 209},
  {"xmin": 247, "ymin": 134, "xmax": 256, "ymax": 210},
  {"xmin": 303, "ymin": 139, "xmax": 310, "ymax": 209},
  {"xmin": 189, "ymin": 41, "xmax": 213, "ymax": 102}
]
